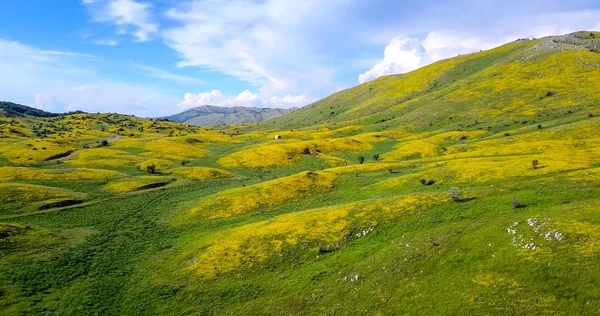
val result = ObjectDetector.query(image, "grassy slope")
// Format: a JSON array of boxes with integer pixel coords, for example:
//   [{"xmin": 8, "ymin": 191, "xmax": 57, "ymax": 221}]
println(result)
[{"xmin": 1, "ymin": 31, "xmax": 600, "ymax": 314}]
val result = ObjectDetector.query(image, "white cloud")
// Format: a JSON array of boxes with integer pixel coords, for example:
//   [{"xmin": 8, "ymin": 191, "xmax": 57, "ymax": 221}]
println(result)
[
  {"xmin": 180, "ymin": 89, "xmax": 313, "ymax": 109},
  {"xmin": 91, "ymin": 39, "xmax": 118, "ymax": 46},
  {"xmin": 358, "ymin": 37, "xmax": 424, "ymax": 84},
  {"xmin": 131, "ymin": 63, "xmax": 204, "ymax": 84},
  {"xmin": 162, "ymin": 0, "xmax": 345, "ymax": 96},
  {"xmin": 0, "ymin": 39, "xmax": 179, "ymax": 117},
  {"xmin": 83, "ymin": 0, "xmax": 157, "ymax": 42},
  {"xmin": 35, "ymin": 93, "xmax": 51, "ymax": 110},
  {"xmin": 359, "ymin": 10, "xmax": 600, "ymax": 83}
]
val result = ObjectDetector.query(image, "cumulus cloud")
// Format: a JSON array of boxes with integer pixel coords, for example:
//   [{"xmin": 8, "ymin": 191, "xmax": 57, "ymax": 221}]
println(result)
[
  {"xmin": 359, "ymin": 9, "xmax": 600, "ymax": 83},
  {"xmin": 83, "ymin": 0, "xmax": 157, "ymax": 42},
  {"xmin": 180, "ymin": 90, "xmax": 313, "ymax": 109},
  {"xmin": 358, "ymin": 31, "xmax": 508, "ymax": 83}
]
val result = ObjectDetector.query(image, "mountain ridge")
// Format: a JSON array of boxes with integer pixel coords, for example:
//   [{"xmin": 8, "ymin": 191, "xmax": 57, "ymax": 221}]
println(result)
[{"xmin": 161, "ymin": 104, "xmax": 295, "ymax": 126}]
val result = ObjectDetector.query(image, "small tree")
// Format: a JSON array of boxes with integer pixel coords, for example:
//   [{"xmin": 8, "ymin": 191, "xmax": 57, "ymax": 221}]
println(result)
[
  {"xmin": 146, "ymin": 164, "xmax": 156, "ymax": 174},
  {"xmin": 372, "ymin": 154, "xmax": 380, "ymax": 161},
  {"xmin": 532, "ymin": 160, "xmax": 540, "ymax": 170},
  {"xmin": 447, "ymin": 187, "xmax": 463, "ymax": 201},
  {"xmin": 358, "ymin": 156, "xmax": 365, "ymax": 164}
]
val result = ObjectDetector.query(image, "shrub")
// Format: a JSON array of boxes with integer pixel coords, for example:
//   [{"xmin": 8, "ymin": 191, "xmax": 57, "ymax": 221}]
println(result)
[
  {"xmin": 146, "ymin": 164, "xmax": 156, "ymax": 174},
  {"xmin": 372, "ymin": 154, "xmax": 380, "ymax": 161},
  {"xmin": 101, "ymin": 140, "xmax": 109, "ymax": 146},
  {"xmin": 537, "ymin": 124, "xmax": 542, "ymax": 129},
  {"xmin": 447, "ymin": 187, "xmax": 463, "ymax": 201},
  {"xmin": 358, "ymin": 156, "xmax": 365, "ymax": 164},
  {"xmin": 419, "ymin": 179, "xmax": 436, "ymax": 186},
  {"xmin": 511, "ymin": 200, "xmax": 523, "ymax": 209},
  {"xmin": 302, "ymin": 147, "xmax": 311, "ymax": 155},
  {"xmin": 504, "ymin": 132, "xmax": 510, "ymax": 137}
]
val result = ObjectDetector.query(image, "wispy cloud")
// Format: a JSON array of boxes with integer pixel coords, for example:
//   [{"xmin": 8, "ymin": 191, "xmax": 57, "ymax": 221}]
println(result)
[
  {"xmin": 162, "ymin": 0, "xmax": 349, "ymax": 97},
  {"xmin": 91, "ymin": 39, "xmax": 118, "ymax": 46},
  {"xmin": 83, "ymin": 0, "xmax": 158, "ymax": 42},
  {"xmin": 131, "ymin": 62, "xmax": 204, "ymax": 84},
  {"xmin": 0, "ymin": 38, "xmax": 179, "ymax": 116}
]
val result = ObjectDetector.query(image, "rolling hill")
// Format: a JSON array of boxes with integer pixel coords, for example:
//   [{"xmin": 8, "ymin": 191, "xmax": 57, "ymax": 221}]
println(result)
[
  {"xmin": 161, "ymin": 104, "xmax": 294, "ymax": 126},
  {"xmin": 1, "ymin": 31, "xmax": 599, "ymax": 314}
]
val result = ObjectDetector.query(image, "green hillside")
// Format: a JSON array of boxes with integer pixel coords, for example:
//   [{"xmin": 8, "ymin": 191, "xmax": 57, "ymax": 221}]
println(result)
[
  {"xmin": 1, "ymin": 31, "xmax": 600, "ymax": 314},
  {"xmin": 261, "ymin": 31, "xmax": 600, "ymax": 131}
]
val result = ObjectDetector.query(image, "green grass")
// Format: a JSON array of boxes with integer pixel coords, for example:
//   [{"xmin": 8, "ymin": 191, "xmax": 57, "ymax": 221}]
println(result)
[{"xmin": 1, "ymin": 31, "xmax": 600, "ymax": 314}]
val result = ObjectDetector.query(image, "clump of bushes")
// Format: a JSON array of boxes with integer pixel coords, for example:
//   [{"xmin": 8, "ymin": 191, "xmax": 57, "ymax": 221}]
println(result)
[
  {"xmin": 146, "ymin": 164, "xmax": 156, "ymax": 174},
  {"xmin": 447, "ymin": 187, "xmax": 463, "ymax": 201},
  {"xmin": 419, "ymin": 179, "xmax": 435, "ymax": 186},
  {"xmin": 358, "ymin": 156, "xmax": 365, "ymax": 164},
  {"xmin": 511, "ymin": 200, "xmax": 523, "ymax": 209}
]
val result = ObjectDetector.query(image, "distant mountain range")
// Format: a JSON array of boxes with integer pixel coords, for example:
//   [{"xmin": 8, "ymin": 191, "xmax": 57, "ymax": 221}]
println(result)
[
  {"xmin": 161, "ymin": 105, "xmax": 295, "ymax": 126},
  {"xmin": 0, "ymin": 101, "xmax": 84, "ymax": 117}
]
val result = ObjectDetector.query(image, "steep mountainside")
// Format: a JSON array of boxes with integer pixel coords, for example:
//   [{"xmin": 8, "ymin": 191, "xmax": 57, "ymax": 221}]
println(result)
[
  {"xmin": 1, "ymin": 31, "xmax": 600, "ymax": 314},
  {"xmin": 261, "ymin": 31, "xmax": 600, "ymax": 131},
  {"xmin": 162, "ymin": 104, "xmax": 294, "ymax": 126}
]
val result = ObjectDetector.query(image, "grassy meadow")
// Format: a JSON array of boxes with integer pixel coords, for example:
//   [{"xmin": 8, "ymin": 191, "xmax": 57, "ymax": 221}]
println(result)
[{"xmin": 1, "ymin": 32, "xmax": 600, "ymax": 314}]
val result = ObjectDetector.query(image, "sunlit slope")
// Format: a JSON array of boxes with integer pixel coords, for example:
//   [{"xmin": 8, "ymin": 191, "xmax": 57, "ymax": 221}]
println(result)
[
  {"xmin": 263, "ymin": 31, "xmax": 600, "ymax": 131},
  {"xmin": 1, "ymin": 31, "xmax": 600, "ymax": 315}
]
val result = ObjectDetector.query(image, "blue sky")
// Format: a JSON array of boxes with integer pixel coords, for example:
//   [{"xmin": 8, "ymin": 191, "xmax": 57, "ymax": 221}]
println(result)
[{"xmin": 0, "ymin": 0, "xmax": 599, "ymax": 116}]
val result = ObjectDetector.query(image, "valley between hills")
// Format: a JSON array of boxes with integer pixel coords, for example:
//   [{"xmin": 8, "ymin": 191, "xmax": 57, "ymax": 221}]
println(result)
[{"xmin": 1, "ymin": 31, "xmax": 600, "ymax": 314}]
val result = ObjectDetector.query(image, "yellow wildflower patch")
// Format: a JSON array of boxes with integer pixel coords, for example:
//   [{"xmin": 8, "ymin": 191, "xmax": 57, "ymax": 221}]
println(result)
[
  {"xmin": 556, "ymin": 220, "xmax": 600, "ymax": 257},
  {"xmin": 0, "ymin": 167, "xmax": 121, "ymax": 181},
  {"xmin": 217, "ymin": 137, "xmax": 371, "ymax": 168},
  {"xmin": 377, "ymin": 147, "xmax": 599, "ymax": 188},
  {"xmin": 324, "ymin": 162, "xmax": 413, "ymax": 175},
  {"xmin": 2, "ymin": 139, "xmax": 77, "ymax": 164},
  {"xmin": 105, "ymin": 176, "xmax": 175, "ymax": 193},
  {"xmin": 137, "ymin": 159, "xmax": 176, "ymax": 172},
  {"xmin": 0, "ymin": 183, "xmax": 75, "ymax": 203},
  {"xmin": 110, "ymin": 138, "xmax": 146, "ymax": 149},
  {"xmin": 65, "ymin": 147, "xmax": 142, "ymax": 167},
  {"xmin": 188, "ymin": 171, "xmax": 337, "ymax": 219},
  {"xmin": 383, "ymin": 131, "xmax": 486, "ymax": 161},
  {"xmin": 143, "ymin": 137, "xmax": 207, "ymax": 160},
  {"xmin": 171, "ymin": 167, "xmax": 234, "ymax": 180},
  {"xmin": 187, "ymin": 193, "xmax": 447, "ymax": 277}
]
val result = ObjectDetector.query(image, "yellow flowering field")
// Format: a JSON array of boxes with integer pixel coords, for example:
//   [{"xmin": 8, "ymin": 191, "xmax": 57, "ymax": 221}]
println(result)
[
  {"xmin": 105, "ymin": 176, "xmax": 175, "ymax": 193},
  {"xmin": 0, "ymin": 166, "xmax": 121, "ymax": 181},
  {"xmin": 187, "ymin": 171, "xmax": 337, "ymax": 219},
  {"xmin": 170, "ymin": 167, "xmax": 234, "ymax": 180},
  {"xmin": 186, "ymin": 193, "xmax": 447, "ymax": 278},
  {"xmin": 217, "ymin": 136, "xmax": 372, "ymax": 168}
]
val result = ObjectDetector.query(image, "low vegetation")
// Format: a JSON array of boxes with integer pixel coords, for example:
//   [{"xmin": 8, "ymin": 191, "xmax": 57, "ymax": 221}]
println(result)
[{"xmin": 1, "ymin": 32, "xmax": 600, "ymax": 314}]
